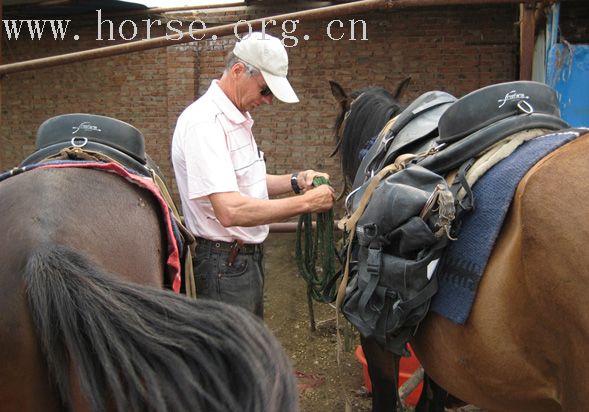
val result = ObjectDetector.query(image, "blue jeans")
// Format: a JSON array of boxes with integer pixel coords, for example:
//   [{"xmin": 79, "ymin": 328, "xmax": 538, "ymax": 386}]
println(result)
[{"xmin": 193, "ymin": 241, "xmax": 265, "ymax": 318}]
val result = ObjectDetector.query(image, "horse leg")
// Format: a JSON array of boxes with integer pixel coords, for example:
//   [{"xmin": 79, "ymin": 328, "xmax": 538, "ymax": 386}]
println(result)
[
  {"xmin": 361, "ymin": 335, "xmax": 400, "ymax": 412},
  {"xmin": 415, "ymin": 374, "xmax": 447, "ymax": 412}
]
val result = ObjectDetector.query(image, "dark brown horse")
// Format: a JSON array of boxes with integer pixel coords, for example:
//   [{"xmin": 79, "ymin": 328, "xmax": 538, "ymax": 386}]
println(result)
[
  {"xmin": 331, "ymin": 80, "xmax": 589, "ymax": 412},
  {"xmin": 0, "ymin": 163, "xmax": 298, "ymax": 411}
]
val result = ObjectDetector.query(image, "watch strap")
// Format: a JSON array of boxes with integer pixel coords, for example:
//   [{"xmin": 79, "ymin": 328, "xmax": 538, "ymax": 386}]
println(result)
[{"xmin": 291, "ymin": 172, "xmax": 302, "ymax": 194}]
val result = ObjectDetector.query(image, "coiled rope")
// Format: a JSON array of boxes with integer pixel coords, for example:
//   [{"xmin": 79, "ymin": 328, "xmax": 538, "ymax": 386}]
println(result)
[{"xmin": 295, "ymin": 176, "xmax": 339, "ymax": 303}]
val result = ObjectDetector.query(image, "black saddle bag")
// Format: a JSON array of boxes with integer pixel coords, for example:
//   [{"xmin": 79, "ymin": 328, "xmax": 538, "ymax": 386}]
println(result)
[{"xmin": 343, "ymin": 165, "xmax": 454, "ymax": 355}]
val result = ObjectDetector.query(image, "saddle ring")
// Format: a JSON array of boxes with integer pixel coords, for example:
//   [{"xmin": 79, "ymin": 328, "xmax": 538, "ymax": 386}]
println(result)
[
  {"xmin": 71, "ymin": 137, "xmax": 88, "ymax": 148},
  {"xmin": 517, "ymin": 100, "xmax": 534, "ymax": 115}
]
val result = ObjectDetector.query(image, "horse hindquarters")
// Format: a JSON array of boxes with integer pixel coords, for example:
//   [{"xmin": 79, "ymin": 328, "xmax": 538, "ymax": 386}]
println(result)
[
  {"xmin": 23, "ymin": 243, "xmax": 299, "ymax": 412},
  {"xmin": 516, "ymin": 132, "xmax": 589, "ymax": 411},
  {"xmin": 0, "ymin": 167, "xmax": 298, "ymax": 412},
  {"xmin": 412, "ymin": 132, "xmax": 589, "ymax": 412},
  {"xmin": 0, "ymin": 268, "xmax": 63, "ymax": 412}
]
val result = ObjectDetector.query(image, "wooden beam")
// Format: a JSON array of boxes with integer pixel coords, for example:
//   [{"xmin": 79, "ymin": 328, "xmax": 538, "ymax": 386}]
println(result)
[{"xmin": 519, "ymin": 0, "xmax": 537, "ymax": 80}]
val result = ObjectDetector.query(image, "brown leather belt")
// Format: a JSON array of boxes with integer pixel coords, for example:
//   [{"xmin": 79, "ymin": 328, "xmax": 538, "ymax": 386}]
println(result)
[{"xmin": 195, "ymin": 237, "xmax": 262, "ymax": 267}]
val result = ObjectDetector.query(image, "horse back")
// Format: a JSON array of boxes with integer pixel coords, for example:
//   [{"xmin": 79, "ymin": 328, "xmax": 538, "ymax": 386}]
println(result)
[
  {"xmin": 1, "ymin": 167, "xmax": 165, "ymax": 284},
  {"xmin": 413, "ymin": 132, "xmax": 589, "ymax": 412}
]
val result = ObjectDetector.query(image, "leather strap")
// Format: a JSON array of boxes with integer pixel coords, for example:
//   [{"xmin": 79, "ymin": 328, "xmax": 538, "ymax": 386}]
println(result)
[
  {"xmin": 358, "ymin": 241, "xmax": 383, "ymax": 322},
  {"xmin": 336, "ymin": 158, "xmax": 412, "ymax": 309},
  {"xmin": 150, "ymin": 169, "xmax": 197, "ymax": 299}
]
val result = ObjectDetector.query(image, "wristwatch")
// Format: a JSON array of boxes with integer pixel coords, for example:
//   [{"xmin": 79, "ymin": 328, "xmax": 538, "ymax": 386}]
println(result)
[{"xmin": 291, "ymin": 172, "xmax": 302, "ymax": 194}]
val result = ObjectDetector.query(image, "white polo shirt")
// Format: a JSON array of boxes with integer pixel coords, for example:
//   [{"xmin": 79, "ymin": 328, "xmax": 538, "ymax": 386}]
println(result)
[{"xmin": 171, "ymin": 80, "xmax": 269, "ymax": 244}]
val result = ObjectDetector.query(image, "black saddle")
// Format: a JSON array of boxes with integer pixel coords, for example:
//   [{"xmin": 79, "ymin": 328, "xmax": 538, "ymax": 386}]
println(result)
[
  {"xmin": 352, "ymin": 81, "xmax": 568, "ymax": 189},
  {"xmin": 421, "ymin": 81, "xmax": 568, "ymax": 174},
  {"xmin": 20, "ymin": 113, "xmax": 150, "ymax": 176},
  {"xmin": 352, "ymin": 91, "xmax": 457, "ymax": 190}
]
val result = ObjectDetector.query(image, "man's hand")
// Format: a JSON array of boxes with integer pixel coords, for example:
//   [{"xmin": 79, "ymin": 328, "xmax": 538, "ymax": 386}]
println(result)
[
  {"xmin": 297, "ymin": 170, "xmax": 330, "ymax": 192},
  {"xmin": 302, "ymin": 184, "xmax": 335, "ymax": 213}
]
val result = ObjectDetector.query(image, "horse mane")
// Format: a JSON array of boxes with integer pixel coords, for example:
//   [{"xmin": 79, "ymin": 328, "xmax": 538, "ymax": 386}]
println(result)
[
  {"xmin": 24, "ymin": 243, "xmax": 297, "ymax": 412},
  {"xmin": 337, "ymin": 87, "xmax": 405, "ymax": 185}
]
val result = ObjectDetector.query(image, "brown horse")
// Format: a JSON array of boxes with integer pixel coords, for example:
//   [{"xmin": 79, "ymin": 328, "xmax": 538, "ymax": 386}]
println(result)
[
  {"xmin": 0, "ymin": 162, "xmax": 298, "ymax": 411},
  {"xmin": 330, "ymin": 80, "xmax": 589, "ymax": 412}
]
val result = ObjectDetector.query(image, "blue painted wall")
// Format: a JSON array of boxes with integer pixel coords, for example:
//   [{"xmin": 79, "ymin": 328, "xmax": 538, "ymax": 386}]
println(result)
[{"xmin": 546, "ymin": 44, "xmax": 589, "ymax": 127}]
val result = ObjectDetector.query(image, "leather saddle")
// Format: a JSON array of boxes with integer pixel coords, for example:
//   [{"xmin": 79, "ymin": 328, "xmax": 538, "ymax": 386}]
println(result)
[
  {"xmin": 20, "ymin": 113, "xmax": 150, "ymax": 176},
  {"xmin": 351, "ymin": 81, "xmax": 569, "ymax": 191},
  {"xmin": 352, "ymin": 91, "xmax": 457, "ymax": 190},
  {"xmin": 420, "ymin": 81, "xmax": 568, "ymax": 174}
]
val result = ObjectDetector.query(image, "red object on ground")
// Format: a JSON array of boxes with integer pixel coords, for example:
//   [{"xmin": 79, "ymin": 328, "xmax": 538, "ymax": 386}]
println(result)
[{"xmin": 355, "ymin": 345, "xmax": 423, "ymax": 406}]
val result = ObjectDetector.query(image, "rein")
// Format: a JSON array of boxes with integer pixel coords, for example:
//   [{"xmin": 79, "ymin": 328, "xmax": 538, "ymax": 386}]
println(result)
[{"xmin": 295, "ymin": 176, "xmax": 339, "ymax": 303}]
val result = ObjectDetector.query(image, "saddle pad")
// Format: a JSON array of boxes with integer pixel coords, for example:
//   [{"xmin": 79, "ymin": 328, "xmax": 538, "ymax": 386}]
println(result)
[
  {"xmin": 430, "ymin": 130, "xmax": 580, "ymax": 324},
  {"xmin": 0, "ymin": 161, "xmax": 182, "ymax": 293}
]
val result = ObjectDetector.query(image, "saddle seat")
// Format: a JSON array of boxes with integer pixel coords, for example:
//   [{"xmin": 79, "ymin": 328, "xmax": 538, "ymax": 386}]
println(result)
[{"xmin": 20, "ymin": 113, "xmax": 150, "ymax": 176}]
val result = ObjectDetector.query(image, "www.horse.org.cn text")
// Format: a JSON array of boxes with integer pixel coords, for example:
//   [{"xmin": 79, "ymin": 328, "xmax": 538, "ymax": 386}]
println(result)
[{"xmin": 2, "ymin": 10, "xmax": 369, "ymax": 47}]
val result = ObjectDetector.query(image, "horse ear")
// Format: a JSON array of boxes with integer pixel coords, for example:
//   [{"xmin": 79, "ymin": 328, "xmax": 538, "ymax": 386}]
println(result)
[
  {"xmin": 329, "ymin": 80, "xmax": 348, "ymax": 104},
  {"xmin": 393, "ymin": 77, "xmax": 411, "ymax": 100}
]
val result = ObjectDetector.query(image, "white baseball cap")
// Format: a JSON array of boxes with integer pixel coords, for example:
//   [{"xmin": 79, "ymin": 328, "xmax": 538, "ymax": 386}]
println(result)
[{"xmin": 233, "ymin": 32, "xmax": 299, "ymax": 103}]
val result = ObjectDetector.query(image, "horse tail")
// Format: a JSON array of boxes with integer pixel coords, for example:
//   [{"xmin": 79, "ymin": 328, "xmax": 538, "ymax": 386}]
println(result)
[{"xmin": 24, "ymin": 243, "xmax": 298, "ymax": 412}]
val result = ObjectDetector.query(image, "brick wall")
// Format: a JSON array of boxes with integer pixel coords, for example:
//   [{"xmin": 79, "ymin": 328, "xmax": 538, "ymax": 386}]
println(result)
[{"xmin": 0, "ymin": 3, "xmax": 539, "ymax": 209}]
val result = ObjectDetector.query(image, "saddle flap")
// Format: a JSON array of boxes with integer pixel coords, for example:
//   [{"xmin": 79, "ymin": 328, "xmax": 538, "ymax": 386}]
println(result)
[
  {"xmin": 355, "ymin": 91, "xmax": 456, "ymax": 188},
  {"xmin": 438, "ymin": 81, "xmax": 562, "ymax": 143},
  {"xmin": 379, "ymin": 96, "xmax": 456, "ymax": 168},
  {"xmin": 35, "ymin": 113, "xmax": 146, "ymax": 163}
]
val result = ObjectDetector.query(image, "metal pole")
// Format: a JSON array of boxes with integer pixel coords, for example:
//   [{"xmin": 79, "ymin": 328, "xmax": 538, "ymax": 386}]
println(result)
[
  {"xmin": 0, "ymin": 0, "xmax": 386, "ymax": 76},
  {"xmin": 0, "ymin": 0, "xmax": 525, "ymax": 76},
  {"xmin": 106, "ymin": 2, "xmax": 246, "ymax": 17}
]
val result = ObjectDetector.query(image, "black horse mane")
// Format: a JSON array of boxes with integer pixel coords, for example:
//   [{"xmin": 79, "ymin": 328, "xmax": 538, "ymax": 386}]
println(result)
[
  {"xmin": 25, "ymin": 244, "xmax": 297, "ymax": 412},
  {"xmin": 337, "ymin": 87, "xmax": 405, "ymax": 185}
]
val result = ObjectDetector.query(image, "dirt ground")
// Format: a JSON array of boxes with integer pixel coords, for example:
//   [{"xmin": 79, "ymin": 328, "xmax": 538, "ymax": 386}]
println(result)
[
  {"xmin": 263, "ymin": 232, "xmax": 485, "ymax": 412},
  {"xmin": 263, "ymin": 232, "xmax": 378, "ymax": 412}
]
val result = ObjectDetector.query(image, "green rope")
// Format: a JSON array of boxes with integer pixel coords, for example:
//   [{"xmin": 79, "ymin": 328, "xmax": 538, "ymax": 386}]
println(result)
[{"xmin": 295, "ymin": 176, "xmax": 339, "ymax": 303}]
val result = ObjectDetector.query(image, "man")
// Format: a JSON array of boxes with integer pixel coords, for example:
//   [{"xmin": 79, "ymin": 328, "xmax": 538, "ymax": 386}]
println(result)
[{"xmin": 172, "ymin": 32, "xmax": 335, "ymax": 317}]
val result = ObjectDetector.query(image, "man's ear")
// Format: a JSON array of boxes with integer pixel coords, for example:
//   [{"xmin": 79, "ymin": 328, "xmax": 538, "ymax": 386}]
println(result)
[{"xmin": 231, "ymin": 62, "xmax": 246, "ymax": 78}]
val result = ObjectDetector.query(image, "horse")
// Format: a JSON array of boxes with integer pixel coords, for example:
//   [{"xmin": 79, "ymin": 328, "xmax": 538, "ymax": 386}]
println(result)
[
  {"xmin": 0, "ymin": 138, "xmax": 298, "ymax": 411},
  {"xmin": 330, "ymin": 80, "xmax": 589, "ymax": 412}
]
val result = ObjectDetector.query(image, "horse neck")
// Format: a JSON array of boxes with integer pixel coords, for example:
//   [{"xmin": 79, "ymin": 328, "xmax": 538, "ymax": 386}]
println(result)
[{"xmin": 341, "ymin": 99, "xmax": 403, "ymax": 183}]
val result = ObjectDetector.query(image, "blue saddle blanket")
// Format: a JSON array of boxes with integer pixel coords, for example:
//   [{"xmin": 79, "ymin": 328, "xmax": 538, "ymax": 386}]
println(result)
[{"xmin": 431, "ymin": 130, "xmax": 580, "ymax": 324}]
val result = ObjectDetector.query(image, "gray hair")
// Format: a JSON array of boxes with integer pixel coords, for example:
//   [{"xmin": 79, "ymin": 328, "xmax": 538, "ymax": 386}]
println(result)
[{"xmin": 225, "ymin": 52, "xmax": 260, "ymax": 77}]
